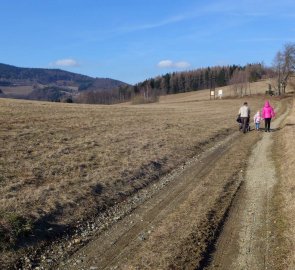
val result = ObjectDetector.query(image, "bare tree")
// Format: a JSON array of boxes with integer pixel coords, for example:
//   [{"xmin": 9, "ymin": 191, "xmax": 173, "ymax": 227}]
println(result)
[
  {"xmin": 229, "ymin": 69, "xmax": 249, "ymax": 96},
  {"xmin": 273, "ymin": 43, "xmax": 295, "ymax": 94}
]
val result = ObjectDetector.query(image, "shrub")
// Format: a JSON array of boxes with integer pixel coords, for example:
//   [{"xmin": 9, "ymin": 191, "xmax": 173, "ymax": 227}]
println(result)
[
  {"xmin": 62, "ymin": 97, "xmax": 73, "ymax": 103},
  {"xmin": 131, "ymin": 94, "xmax": 159, "ymax": 105},
  {"xmin": 0, "ymin": 212, "xmax": 33, "ymax": 250}
]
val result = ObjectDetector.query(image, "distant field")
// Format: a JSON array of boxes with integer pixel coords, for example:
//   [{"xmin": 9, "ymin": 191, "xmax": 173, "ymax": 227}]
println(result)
[
  {"xmin": 0, "ymin": 88, "xmax": 280, "ymax": 251},
  {"xmin": 1, "ymin": 85, "xmax": 34, "ymax": 96}
]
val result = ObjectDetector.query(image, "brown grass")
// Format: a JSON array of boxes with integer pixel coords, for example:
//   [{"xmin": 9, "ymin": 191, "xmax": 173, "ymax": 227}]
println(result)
[
  {"xmin": 0, "ymin": 90, "xmax": 279, "ymax": 251},
  {"xmin": 273, "ymin": 96, "xmax": 295, "ymax": 269}
]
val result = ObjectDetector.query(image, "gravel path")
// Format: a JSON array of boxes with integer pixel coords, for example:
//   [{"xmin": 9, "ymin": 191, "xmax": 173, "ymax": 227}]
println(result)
[{"xmin": 207, "ymin": 106, "xmax": 289, "ymax": 270}]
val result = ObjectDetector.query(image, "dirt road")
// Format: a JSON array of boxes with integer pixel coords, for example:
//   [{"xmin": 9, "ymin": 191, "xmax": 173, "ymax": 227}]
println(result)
[{"xmin": 206, "ymin": 106, "xmax": 289, "ymax": 270}]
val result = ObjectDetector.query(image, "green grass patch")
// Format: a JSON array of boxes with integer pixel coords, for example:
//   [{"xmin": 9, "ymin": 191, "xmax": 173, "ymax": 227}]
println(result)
[{"xmin": 0, "ymin": 212, "xmax": 33, "ymax": 250}]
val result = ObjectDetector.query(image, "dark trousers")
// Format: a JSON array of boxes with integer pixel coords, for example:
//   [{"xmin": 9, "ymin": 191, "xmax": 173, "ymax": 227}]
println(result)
[
  {"xmin": 265, "ymin": 118, "xmax": 271, "ymax": 131},
  {"xmin": 241, "ymin": 117, "xmax": 248, "ymax": 133}
]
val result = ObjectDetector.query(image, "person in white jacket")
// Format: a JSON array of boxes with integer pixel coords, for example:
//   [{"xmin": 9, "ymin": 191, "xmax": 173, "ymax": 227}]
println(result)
[{"xmin": 238, "ymin": 102, "xmax": 250, "ymax": 133}]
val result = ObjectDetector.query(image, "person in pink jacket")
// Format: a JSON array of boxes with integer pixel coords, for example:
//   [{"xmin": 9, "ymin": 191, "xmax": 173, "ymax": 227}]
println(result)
[{"xmin": 262, "ymin": 100, "xmax": 275, "ymax": 132}]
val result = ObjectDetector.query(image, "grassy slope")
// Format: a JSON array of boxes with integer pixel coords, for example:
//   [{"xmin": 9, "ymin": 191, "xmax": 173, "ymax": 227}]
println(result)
[
  {"xmin": 158, "ymin": 79, "xmax": 275, "ymax": 104},
  {"xmin": 273, "ymin": 96, "xmax": 295, "ymax": 268}
]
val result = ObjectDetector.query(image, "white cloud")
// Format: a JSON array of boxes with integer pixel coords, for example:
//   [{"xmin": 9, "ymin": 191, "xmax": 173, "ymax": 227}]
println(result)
[
  {"xmin": 51, "ymin": 58, "xmax": 79, "ymax": 67},
  {"xmin": 157, "ymin": 60, "xmax": 174, "ymax": 68},
  {"xmin": 157, "ymin": 60, "xmax": 190, "ymax": 69}
]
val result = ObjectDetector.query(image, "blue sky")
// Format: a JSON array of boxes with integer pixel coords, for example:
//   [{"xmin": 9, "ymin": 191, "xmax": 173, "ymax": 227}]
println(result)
[{"xmin": 1, "ymin": 0, "xmax": 294, "ymax": 84}]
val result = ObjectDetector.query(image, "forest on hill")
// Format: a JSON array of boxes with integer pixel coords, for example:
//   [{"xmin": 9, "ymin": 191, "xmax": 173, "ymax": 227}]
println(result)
[
  {"xmin": 0, "ymin": 63, "xmax": 128, "ymax": 102},
  {"xmin": 135, "ymin": 63, "xmax": 271, "ymax": 95},
  {"xmin": 0, "ymin": 63, "xmax": 92, "ymax": 85}
]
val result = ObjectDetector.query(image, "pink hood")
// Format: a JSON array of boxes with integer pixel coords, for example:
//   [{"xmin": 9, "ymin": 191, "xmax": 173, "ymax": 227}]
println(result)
[
  {"xmin": 262, "ymin": 100, "xmax": 275, "ymax": 119},
  {"xmin": 264, "ymin": 101, "xmax": 270, "ymax": 108}
]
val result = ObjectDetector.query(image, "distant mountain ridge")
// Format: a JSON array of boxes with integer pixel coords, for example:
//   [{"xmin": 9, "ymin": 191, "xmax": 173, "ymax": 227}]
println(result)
[{"xmin": 0, "ymin": 63, "xmax": 129, "ymax": 101}]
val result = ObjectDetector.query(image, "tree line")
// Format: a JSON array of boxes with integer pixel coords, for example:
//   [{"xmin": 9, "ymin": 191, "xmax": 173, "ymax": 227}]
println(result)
[
  {"xmin": 134, "ymin": 63, "xmax": 270, "ymax": 97},
  {"xmin": 80, "ymin": 63, "xmax": 270, "ymax": 104}
]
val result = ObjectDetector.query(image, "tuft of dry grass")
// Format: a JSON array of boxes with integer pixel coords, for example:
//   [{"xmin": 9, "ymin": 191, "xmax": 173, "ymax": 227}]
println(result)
[{"xmin": 0, "ymin": 92, "xmax": 278, "ymax": 251}]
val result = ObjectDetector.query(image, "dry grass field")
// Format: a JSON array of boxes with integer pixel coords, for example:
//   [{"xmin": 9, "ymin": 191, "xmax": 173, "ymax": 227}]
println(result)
[{"xmin": 0, "ymin": 85, "xmax": 280, "ymax": 257}]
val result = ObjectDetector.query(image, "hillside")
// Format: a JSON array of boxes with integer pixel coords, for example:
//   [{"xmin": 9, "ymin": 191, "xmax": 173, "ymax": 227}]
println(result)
[{"xmin": 0, "ymin": 63, "xmax": 128, "ymax": 101}]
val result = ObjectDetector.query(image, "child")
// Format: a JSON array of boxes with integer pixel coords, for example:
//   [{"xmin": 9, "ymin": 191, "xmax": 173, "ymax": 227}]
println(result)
[{"xmin": 253, "ymin": 111, "xmax": 261, "ymax": 130}]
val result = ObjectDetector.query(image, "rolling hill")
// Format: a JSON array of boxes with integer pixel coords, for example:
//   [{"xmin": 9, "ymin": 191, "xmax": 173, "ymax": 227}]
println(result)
[{"xmin": 0, "ymin": 63, "xmax": 129, "ymax": 101}]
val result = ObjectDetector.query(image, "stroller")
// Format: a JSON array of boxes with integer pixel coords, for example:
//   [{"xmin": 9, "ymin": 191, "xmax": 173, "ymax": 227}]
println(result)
[{"xmin": 236, "ymin": 115, "xmax": 250, "ymax": 132}]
